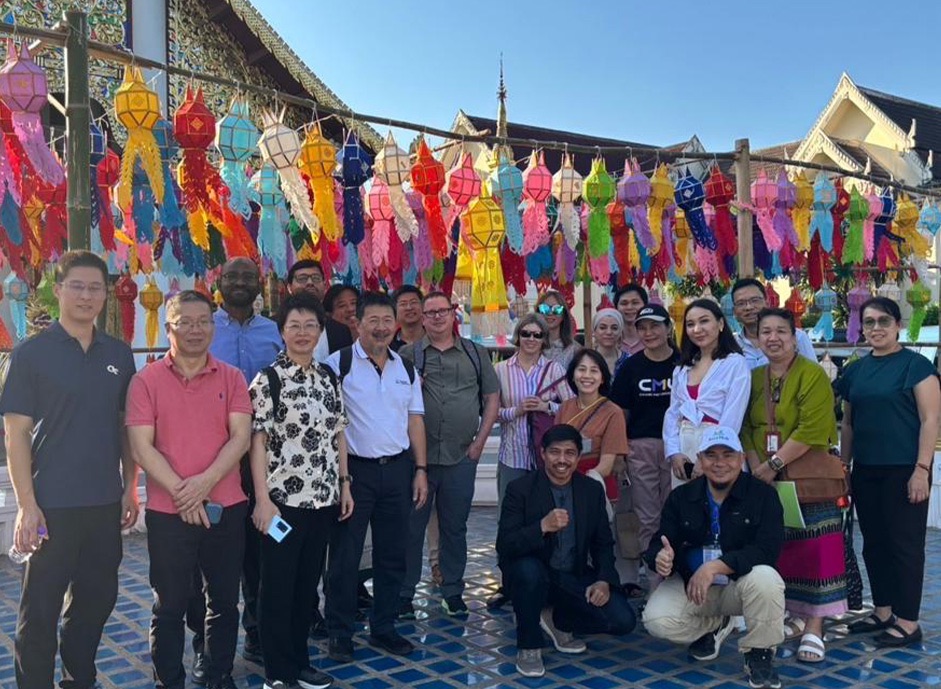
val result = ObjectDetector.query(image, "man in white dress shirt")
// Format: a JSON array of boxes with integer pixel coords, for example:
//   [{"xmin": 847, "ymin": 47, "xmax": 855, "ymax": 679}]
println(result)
[{"xmin": 730, "ymin": 278, "xmax": 817, "ymax": 370}]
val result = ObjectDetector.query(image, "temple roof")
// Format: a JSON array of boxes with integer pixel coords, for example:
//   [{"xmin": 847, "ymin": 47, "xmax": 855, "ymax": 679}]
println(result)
[{"xmin": 858, "ymin": 86, "xmax": 941, "ymax": 180}]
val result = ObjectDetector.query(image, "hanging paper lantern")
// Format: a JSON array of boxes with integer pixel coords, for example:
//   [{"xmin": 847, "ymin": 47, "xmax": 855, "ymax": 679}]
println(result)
[
  {"xmin": 36, "ymin": 182, "xmax": 67, "ymax": 258},
  {"xmin": 521, "ymin": 151, "xmax": 552, "ymax": 253},
  {"xmin": 785, "ymin": 289, "xmax": 807, "ymax": 327},
  {"xmin": 704, "ymin": 165, "xmax": 738, "ymax": 259},
  {"xmin": 772, "ymin": 170, "xmax": 798, "ymax": 251},
  {"xmin": 674, "ymin": 171, "xmax": 717, "ymax": 251},
  {"xmin": 917, "ymin": 200, "xmax": 941, "ymax": 237},
  {"xmin": 669, "ymin": 298, "xmax": 686, "ymax": 346},
  {"xmin": 750, "ymin": 169, "xmax": 781, "ymax": 251},
  {"xmin": 446, "ymin": 151, "xmax": 482, "ymax": 261},
  {"xmin": 114, "ymin": 66, "xmax": 163, "ymax": 212},
  {"xmin": 0, "ymin": 40, "xmax": 64, "ymax": 185},
  {"xmin": 152, "ymin": 118, "xmax": 187, "ymax": 231},
  {"xmin": 374, "ymin": 131, "xmax": 418, "ymax": 240},
  {"xmin": 339, "ymin": 131, "xmax": 372, "ymax": 245},
  {"xmin": 764, "ymin": 282, "xmax": 780, "ymax": 308},
  {"xmin": 846, "ymin": 285, "xmax": 869, "ymax": 344},
  {"xmin": 3, "ymin": 272, "xmax": 27, "ymax": 341},
  {"xmin": 251, "ymin": 164, "xmax": 288, "ymax": 277},
  {"xmin": 491, "ymin": 151, "xmax": 525, "ymax": 254},
  {"xmin": 792, "ymin": 172, "xmax": 813, "ymax": 251},
  {"xmin": 552, "ymin": 153, "xmax": 583, "ymax": 249},
  {"xmin": 647, "ymin": 164, "xmax": 675, "ymax": 257},
  {"xmin": 618, "ymin": 159, "xmax": 655, "ymax": 251},
  {"xmin": 720, "ymin": 292, "xmax": 742, "ymax": 335},
  {"xmin": 672, "ymin": 208, "xmax": 693, "ymax": 277},
  {"xmin": 139, "ymin": 278, "xmax": 164, "ymax": 348},
  {"xmin": 608, "ymin": 199, "xmax": 632, "ymax": 278},
  {"xmin": 906, "ymin": 281, "xmax": 931, "ymax": 342},
  {"xmin": 582, "ymin": 158, "xmax": 616, "ymax": 260},
  {"xmin": 216, "ymin": 96, "xmax": 259, "ymax": 219},
  {"xmin": 258, "ymin": 108, "xmax": 319, "ymax": 240},
  {"xmin": 298, "ymin": 121, "xmax": 340, "ymax": 242},
  {"xmin": 114, "ymin": 273, "xmax": 138, "ymax": 345},
  {"xmin": 367, "ymin": 178, "xmax": 396, "ymax": 274},
  {"xmin": 410, "ymin": 138, "xmax": 448, "ymax": 259},
  {"xmin": 876, "ymin": 278, "xmax": 902, "ymax": 306},
  {"xmin": 841, "ymin": 187, "xmax": 868, "ymax": 265},
  {"xmin": 463, "ymin": 189, "xmax": 509, "ymax": 338},
  {"xmin": 811, "ymin": 284, "xmax": 837, "ymax": 341},
  {"xmin": 809, "ymin": 174, "xmax": 836, "ymax": 252}
]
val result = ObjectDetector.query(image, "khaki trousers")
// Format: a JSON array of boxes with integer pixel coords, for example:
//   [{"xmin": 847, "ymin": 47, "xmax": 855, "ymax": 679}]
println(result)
[{"xmin": 643, "ymin": 565, "xmax": 785, "ymax": 652}]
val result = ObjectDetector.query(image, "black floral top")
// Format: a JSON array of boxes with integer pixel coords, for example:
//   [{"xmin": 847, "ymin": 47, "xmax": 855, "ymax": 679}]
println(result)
[{"xmin": 249, "ymin": 351, "xmax": 348, "ymax": 509}]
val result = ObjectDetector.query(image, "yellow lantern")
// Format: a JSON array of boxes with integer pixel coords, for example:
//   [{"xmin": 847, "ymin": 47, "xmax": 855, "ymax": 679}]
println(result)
[
  {"xmin": 463, "ymin": 189, "xmax": 509, "ymax": 339},
  {"xmin": 114, "ymin": 66, "xmax": 164, "ymax": 211},
  {"xmin": 793, "ymin": 172, "xmax": 813, "ymax": 251},
  {"xmin": 299, "ymin": 122, "xmax": 340, "ymax": 241},
  {"xmin": 139, "ymin": 278, "xmax": 164, "ymax": 348},
  {"xmin": 669, "ymin": 298, "xmax": 687, "ymax": 347}
]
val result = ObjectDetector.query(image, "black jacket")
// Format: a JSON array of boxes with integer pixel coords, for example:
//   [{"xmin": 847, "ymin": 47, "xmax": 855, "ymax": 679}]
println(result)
[
  {"xmin": 643, "ymin": 473, "xmax": 784, "ymax": 583},
  {"xmin": 496, "ymin": 471, "xmax": 619, "ymax": 589},
  {"xmin": 324, "ymin": 318, "xmax": 353, "ymax": 354}
]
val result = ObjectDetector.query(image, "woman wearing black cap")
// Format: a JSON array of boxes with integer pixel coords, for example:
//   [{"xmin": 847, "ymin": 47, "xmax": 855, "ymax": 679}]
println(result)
[{"xmin": 609, "ymin": 303, "xmax": 680, "ymax": 594}]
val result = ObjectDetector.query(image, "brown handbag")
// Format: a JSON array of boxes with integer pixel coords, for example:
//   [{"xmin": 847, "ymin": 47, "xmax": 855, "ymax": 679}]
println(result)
[{"xmin": 764, "ymin": 367, "xmax": 849, "ymax": 504}]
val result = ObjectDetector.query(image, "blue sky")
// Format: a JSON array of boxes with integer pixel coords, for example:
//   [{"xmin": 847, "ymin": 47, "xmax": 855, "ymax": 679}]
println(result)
[{"xmin": 252, "ymin": 0, "xmax": 941, "ymax": 153}]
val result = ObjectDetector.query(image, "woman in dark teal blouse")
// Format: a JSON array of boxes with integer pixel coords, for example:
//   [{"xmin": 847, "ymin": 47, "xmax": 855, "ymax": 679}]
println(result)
[{"xmin": 836, "ymin": 296, "xmax": 940, "ymax": 648}]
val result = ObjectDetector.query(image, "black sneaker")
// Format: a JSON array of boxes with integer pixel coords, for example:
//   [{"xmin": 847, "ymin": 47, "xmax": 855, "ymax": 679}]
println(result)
[
  {"xmin": 208, "ymin": 676, "xmax": 237, "ymax": 689},
  {"xmin": 297, "ymin": 666, "xmax": 334, "ymax": 689},
  {"xmin": 688, "ymin": 616, "xmax": 735, "ymax": 661},
  {"xmin": 264, "ymin": 681, "xmax": 300, "ymax": 689},
  {"xmin": 743, "ymin": 648, "xmax": 781, "ymax": 689},
  {"xmin": 441, "ymin": 595, "xmax": 468, "ymax": 616},
  {"xmin": 396, "ymin": 597, "xmax": 415, "ymax": 620},
  {"xmin": 485, "ymin": 588, "xmax": 510, "ymax": 610},
  {"xmin": 242, "ymin": 636, "xmax": 263, "ymax": 664},
  {"xmin": 357, "ymin": 582, "xmax": 374, "ymax": 609},
  {"xmin": 309, "ymin": 611, "xmax": 328, "ymax": 640},
  {"xmin": 191, "ymin": 652, "xmax": 208, "ymax": 686},
  {"xmin": 327, "ymin": 637, "xmax": 354, "ymax": 664},
  {"xmin": 368, "ymin": 631, "xmax": 415, "ymax": 656}
]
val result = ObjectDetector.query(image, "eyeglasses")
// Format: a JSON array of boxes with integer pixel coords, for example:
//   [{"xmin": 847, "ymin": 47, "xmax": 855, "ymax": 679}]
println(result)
[
  {"xmin": 284, "ymin": 322, "xmax": 321, "ymax": 334},
  {"xmin": 423, "ymin": 306, "xmax": 455, "ymax": 319},
  {"xmin": 221, "ymin": 271, "xmax": 258, "ymax": 283},
  {"xmin": 538, "ymin": 303, "xmax": 565, "ymax": 316},
  {"xmin": 61, "ymin": 280, "xmax": 106, "ymax": 296},
  {"xmin": 519, "ymin": 330, "xmax": 545, "ymax": 340},
  {"xmin": 862, "ymin": 316, "xmax": 895, "ymax": 330},
  {"xmin": 292, "ymin": 274, "xmax": 324, "ymax": 286},
  {"xmin": 169, "ymin": 318, "xmax": 214, "ymax": 331},
  {"xmin": 733, "ymin": 296, "xmax": 765, "ymax": 309}
]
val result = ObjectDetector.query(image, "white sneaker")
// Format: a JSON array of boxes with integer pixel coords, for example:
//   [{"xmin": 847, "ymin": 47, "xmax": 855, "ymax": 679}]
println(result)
[
  {"xmin": 515, "ymin": 648, "xmax": 545, "ymax": 677},
  {"xmin": 539, "ymin": 607, "xmax": 587, "ymax": 654}
]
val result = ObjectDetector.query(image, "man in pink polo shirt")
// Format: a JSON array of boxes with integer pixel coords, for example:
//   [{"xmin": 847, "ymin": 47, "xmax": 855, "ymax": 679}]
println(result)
[{"xmin": 127, "ymin": 290, "xmax": 252, "ymax": 689}]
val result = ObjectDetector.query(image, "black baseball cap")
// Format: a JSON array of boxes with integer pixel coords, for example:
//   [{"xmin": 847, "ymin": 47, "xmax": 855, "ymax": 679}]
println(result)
[{"xmin": 634, "ymin": 303, "xmax": 670, "ymax": 324}]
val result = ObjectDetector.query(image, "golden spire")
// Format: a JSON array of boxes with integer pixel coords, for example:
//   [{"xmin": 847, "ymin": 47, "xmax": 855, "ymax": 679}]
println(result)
[{"xmin": 492, "ymin": 54, "xmax": 513, "ymax": 170}]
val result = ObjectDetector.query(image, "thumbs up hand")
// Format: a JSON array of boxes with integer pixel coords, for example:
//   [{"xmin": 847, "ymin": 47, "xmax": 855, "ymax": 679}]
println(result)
[{"xmin": 655, "ymin": 535, "xmax": 675, "ymax": 578}]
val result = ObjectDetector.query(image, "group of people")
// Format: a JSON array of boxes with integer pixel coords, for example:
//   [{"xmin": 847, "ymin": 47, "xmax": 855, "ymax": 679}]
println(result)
[{"xmin": 2, "ymin": 251, "xmax": 939, "ymax": 689}]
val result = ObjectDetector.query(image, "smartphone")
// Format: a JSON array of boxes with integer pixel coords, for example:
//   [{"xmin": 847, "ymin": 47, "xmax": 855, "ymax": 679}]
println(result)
[
  {"xmin": 267, "ymin": 515, "xmax": 293, "ymax": 543},
  {"xmin": 683, "ymin": 462, "xmax": 695, "ymax": 480},
  {"xmin": 204, "ymin": 502, "xmax": 223, "ymax": 525}
]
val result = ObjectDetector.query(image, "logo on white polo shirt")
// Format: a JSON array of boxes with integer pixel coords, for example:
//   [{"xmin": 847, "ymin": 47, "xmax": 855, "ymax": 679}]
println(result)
[
  {"xmin": 395, "ymin": 377, "xmax": 410, "ymax": 385},
  {"xmin": 106, "ymin": 365, "xmax": 120, "ymax": 376}
]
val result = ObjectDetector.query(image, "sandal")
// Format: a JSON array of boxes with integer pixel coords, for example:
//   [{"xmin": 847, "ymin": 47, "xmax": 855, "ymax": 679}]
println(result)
[
  {"xmin": 783, "ymin": 616, "xmax": 807, "ymax": 641},
  {"xmin": 847, "ymin": 612, "xmax": 896, "ymax": 634},
  {"xmin": 797, "ymin": 632, "xmax": 825, "ymax": 663},
  {"xmin": 875, "ymin": 623, "xmax": 923, "ymax": 648}
]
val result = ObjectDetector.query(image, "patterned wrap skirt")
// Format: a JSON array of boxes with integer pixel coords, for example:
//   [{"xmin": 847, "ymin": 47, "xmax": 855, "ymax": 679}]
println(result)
[{"xmin": 776, "ymin": 501, "xmax": 848, "ymax": 618}]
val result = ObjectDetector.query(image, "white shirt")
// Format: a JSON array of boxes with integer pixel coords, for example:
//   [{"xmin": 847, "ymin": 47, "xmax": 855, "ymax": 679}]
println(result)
[
  {"xmin": 735, "ymin": 329, "xmax": 817, "ymax": 370},
  {"xmin": 314, "ymin": 329, "xmax": 330, "ymax": 364},
  {"xmin": 325, "ymin": 341, "xmax": 424, "ymax": 458},
  {"xmin": 662, "ymin": 353, "xmax": 750, "ymax": 458}
]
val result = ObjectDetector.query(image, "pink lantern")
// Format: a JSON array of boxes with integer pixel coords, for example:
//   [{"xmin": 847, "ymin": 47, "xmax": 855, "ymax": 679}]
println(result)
[
  {"xmin": 522, "ymin": 151, "xmax": 552, "ymax": 253},
  {"xmin": 367, "ymin": 179, "xmax": 396, "ymax": 271},
  {"xmin": 751, "ymin": 169, "xmax": 781, "ymax": 251}
]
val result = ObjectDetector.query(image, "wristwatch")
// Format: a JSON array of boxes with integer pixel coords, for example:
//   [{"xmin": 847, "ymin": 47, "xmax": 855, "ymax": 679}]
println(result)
[
  {"xmin": 338, "ymin": 475, "xmax": 353, "ymax": 485},
  {"xmin": 414, "ymin": 465, "xmax": 428, "ymax": 474},
  {"xmin": 768, "ymin": 454, "xmax": 785, "ymax": 472}
]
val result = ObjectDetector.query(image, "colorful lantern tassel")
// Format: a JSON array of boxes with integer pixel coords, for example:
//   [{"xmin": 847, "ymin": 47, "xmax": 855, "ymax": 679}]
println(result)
[
  {"xmin": 340, "ymin": 132, "xmax": 372, "ymax": 245},
  {"xmin": 410, "ymin": 138, "xmax": 448, "ymax": 258},
  {"xmin": 114, "ymin": 67, "xmax": 163, "ymax": 213},
  {"xmin": 521, "ymin": 151, "xmax": 551, "ymax": 252},
  {"xmin": 906, "ymin": 281, "xmax": 931, "ymax": 342}
]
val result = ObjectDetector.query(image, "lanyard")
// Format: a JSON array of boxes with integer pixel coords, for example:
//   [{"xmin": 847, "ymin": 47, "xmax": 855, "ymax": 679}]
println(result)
[{"xmin": 706, "ymin": 490, "xmax": 721, "ymax": 541}]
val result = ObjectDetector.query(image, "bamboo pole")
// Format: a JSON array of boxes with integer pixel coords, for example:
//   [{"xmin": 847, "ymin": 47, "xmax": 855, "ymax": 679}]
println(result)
[
  {"xmin": 582, "ymin": 281, "xmax": 592, "ymax": 348},
  {"xmin": 64, "ymin": 10, "xmax": 90, "ymax": 251},
  {"xmin": 734, "ymin": 138, "xmax": 754, "ymax": 276}
]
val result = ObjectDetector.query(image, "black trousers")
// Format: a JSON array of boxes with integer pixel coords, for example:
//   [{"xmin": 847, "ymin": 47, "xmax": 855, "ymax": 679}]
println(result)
[
  {"xmin": 15, "ymin": 502, "xmax": 123, "ymax": 689},
  {"xmin": 852, "ymin": 465, "xmax": 930, "ymax": 621},
  {"xmin": 259, "ymin": 503, "xmax": 338, "ymax": 682},
  {"xmin": 187, "ymin": 466, "xmax": 260, "ymax": 653},
  {"xmin": 326, "ymin": 453, "xmax": 412, "ymax": 640},
  {"xmin": 506, "ymin": 557, "xmax": 637, "ymax": 649},
  {"xmin": 147, "ymin": 503, "xmax": 247, "ymax": 689}
]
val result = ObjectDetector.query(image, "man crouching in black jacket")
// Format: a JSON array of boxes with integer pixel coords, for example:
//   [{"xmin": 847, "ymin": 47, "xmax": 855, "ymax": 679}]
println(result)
[{"xmin": 642, "ymin": 426, "xmax": 785, "ymax": 689}]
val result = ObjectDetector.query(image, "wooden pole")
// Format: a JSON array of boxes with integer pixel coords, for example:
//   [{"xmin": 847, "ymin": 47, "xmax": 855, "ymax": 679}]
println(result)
[
  {"xmin": 581, "ymin": 281, "xmax": 592, "ymax": 348},
  {"xmin": 64, "ymin": 10, "xmax": 90, "ymax": 251},
  {"xmin": 734, "ymin": 138, "xmax": 754, "ymax": 277}
]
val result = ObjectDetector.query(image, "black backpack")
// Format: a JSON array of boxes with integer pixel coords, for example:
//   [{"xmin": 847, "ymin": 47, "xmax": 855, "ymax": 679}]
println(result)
[
  {"xmin": 336, "ymin": 345, "xmax": 416, "ymax": 386},
  {"xmin": 411, "ymin": 338, "xmax": 484, "ymax": 416}
]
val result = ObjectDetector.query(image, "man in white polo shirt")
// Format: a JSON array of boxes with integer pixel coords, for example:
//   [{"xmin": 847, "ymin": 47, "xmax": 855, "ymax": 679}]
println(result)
[{"xmin": 324, "ymin": 291, "xmax": 428, "ymax": 664}]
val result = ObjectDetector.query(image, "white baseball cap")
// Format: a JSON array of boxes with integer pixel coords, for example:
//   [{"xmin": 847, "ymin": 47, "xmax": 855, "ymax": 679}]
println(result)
[{"xmin": 698, "ymin": 426, "xmax": 743, "ymax": 453}]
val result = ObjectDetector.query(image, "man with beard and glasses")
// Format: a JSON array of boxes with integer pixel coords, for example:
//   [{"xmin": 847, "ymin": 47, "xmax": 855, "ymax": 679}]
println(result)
[
  {"xmin": 180, "ymin": 258, "xmax": 281, "ymax": 679},
  {"xmin": 643, "ymin": 426, "xmax": 786, "ymax": 689},
  {"xmin": 323, "ymin": 292, "xmax": 428, "ymax": 664}
]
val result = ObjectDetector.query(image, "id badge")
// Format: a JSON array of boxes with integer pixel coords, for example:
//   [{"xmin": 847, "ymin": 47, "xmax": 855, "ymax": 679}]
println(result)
[
  {"xmin": 581, "ymin": 435, "xmax": 593, "ymax": 454},
  {"xmin": 765, "ymin": 432, "xmax": 780, "ymax": 454},
  {"xmin": 701, "ymin": 546, "xmax": 729, "ymax": 586}
]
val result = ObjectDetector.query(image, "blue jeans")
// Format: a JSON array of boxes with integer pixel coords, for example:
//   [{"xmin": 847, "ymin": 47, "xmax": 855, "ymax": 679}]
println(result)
[{"xmin": 506, "ymin": 557, "xmax": 637, "ymax": 649}]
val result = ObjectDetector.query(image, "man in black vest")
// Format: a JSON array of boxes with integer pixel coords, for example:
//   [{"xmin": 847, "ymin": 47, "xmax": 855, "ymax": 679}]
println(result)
[{"xmin": 497, "ymin": 424, "xmax": 636, "ymax": 678}]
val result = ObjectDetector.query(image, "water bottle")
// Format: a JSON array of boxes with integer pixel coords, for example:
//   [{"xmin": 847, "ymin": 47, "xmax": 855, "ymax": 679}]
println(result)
[{"xmin": 8, "ymin": 526, "xmax": 47, "ymax": 564}]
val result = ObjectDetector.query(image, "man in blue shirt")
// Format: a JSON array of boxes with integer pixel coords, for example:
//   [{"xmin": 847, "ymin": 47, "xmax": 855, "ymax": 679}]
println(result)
[{"xmin": 186, "ymin": 258, "xmax": 281, "ymax": 680}]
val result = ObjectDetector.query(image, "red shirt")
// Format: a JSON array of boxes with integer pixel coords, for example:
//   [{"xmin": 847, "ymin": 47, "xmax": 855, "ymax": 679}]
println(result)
[{"xmin": 126, "ymin": 354, "xmax": 252, "ymax": 514}]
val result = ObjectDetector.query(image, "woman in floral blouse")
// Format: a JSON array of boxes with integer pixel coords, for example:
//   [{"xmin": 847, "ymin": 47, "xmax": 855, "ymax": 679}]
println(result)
[{"xmin": 248, "ymin": 292, "xmax": 353, "ymax": 689}]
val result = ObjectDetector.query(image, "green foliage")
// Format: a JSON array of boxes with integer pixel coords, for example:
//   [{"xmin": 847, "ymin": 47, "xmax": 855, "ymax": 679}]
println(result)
[{"xmin": 925, "ymin": 303, "xmax": 939, "ymax": 327}]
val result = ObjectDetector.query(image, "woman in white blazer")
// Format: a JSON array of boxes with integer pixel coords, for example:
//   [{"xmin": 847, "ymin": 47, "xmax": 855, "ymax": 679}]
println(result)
[{"xmin": 663, "ymin": 298, "xmax": 749, "ymax": 486}]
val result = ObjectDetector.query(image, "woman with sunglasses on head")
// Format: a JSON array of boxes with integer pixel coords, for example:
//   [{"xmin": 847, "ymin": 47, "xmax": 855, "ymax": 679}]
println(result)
[
  {"xmin": 592, "ymin": 309, "xmax": 629, "ymax": 378},
  {"xmin": 836, "ymin": 297, "xmax": 940, "ymax": 648},
  {"xmin": 740, "ymin": 308, "xmax": 846, "ymax": 663},
  {"xmin": 663, "ymin": 298, "xmax": 748, "ymax": 487},
  {"xmin": 613, "ymin": 284, "xmax": 649, "ymax": 357},
  {"xmin": 536, "ymin": 291, "xmax": 580, "ymax": 370}
]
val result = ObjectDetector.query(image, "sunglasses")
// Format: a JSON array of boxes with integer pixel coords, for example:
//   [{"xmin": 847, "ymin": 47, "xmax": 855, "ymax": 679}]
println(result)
[
  {"xmin": 862, "ymin": 316, "xmax": 895, "ymax": 330},
  {"xmin": 519, "ymin": 330, "xmax": 545, "ymax": 340},
  {"xmin": 538, "ymin": 303, "xmax": 565, "ymax": 316}
]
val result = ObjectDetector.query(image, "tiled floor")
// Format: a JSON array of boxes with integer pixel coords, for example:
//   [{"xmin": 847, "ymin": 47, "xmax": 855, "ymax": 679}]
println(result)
[{"xmin": 1, "ymin": 507, "xmax": 939, "ymax": 688}]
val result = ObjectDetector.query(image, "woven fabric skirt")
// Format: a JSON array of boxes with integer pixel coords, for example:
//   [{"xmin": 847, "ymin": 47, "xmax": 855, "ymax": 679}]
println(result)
[{"xmin": 775, "ymin": 501, "xmax": 848, "ymax": 618}]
